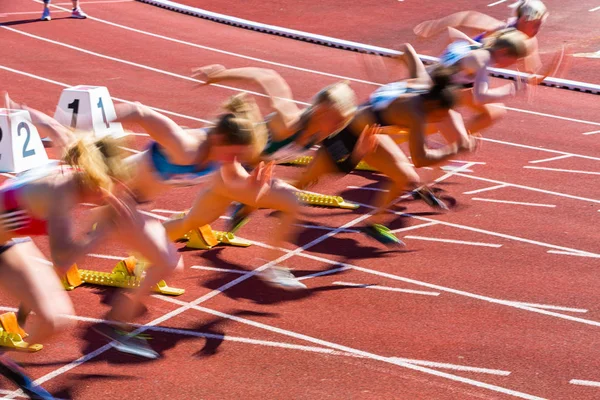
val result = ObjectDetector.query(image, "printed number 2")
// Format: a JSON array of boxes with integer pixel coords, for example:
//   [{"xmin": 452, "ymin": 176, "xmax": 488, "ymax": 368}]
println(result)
[
  {"xmin": 18, "ymin": 122, "xmax": 36, "ymax": 158},
  {"xmin": 97, "ymin": 98, "xmax": 110, "ymax": 128},
  {"xmin": 68, "ymin": 99, "xmax": 80, "ymax": 129}
]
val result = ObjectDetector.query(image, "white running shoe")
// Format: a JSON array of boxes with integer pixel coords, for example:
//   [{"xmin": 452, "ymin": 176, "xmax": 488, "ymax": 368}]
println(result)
[
  {"xmin": 262, "ymin": 267, "xmax": 307, "ymax": 291},
  {"xmin": 71, "ymin": 8, "xmax": 87, "ymax": 19}
]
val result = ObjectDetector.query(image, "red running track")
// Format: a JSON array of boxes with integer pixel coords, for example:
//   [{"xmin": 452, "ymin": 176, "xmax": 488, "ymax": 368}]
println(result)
[{"xmin": 0, "ymin": 1, "xmax": 600, "ymax": 399}]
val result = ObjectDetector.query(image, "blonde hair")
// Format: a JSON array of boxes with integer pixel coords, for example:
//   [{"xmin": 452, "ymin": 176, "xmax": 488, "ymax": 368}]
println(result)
[
  {"xmin": 214, "ymin": 93, "xmax": 268, "ymax": 162},
  {"xmin": 62, "ymin": 135, "xmax": 130, "ymax": 192},
  {"xmin": 514, "ymin": 0, "xmax": 548, "ymax": 22},
  {"xmin": 483, "ymin": 28, "xmax": 530, "ymax": 59},
  {"xmin": 312, "ymin": 81, "xmax": 357, "ymax": 119}
]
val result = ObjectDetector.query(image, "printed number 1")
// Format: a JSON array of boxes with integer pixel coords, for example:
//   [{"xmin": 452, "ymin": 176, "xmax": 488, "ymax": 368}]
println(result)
[
  {"xmin": 97, "ymin": 98, "xmax": 110, "ymax": 128},
  {"xmin": 67, "ymin": 99, "xmax": 80, "ymax": 129}
]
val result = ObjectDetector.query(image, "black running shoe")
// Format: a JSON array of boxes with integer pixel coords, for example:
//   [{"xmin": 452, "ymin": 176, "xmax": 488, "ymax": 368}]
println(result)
[
  {"xmin": 0, "ymin": 354, "xmax": 55, "ymax": 399},
  {"xmin": 92, "ymin": 323, "xmax": 158, "ymax": 360},
  {"xmin": 412, "ymin": 187, "xmax": 449, "ymax": 210},
  {"xmin": 362, "ymin": 224, "xmax": 405, "ymax": 246}
]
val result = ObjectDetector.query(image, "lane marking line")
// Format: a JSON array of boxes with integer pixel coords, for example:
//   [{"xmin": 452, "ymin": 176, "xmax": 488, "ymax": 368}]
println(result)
[
  {"xmin": 463, "ymin": 184, "xmax": 508, "ymax": 195},
  {"xmin": 523, "ymin": 166, "xmax": 600, "ymax": 176},
  {"xmin": 332, "ymin": 281, "xmax": 441, "ymax": 296},
  {"xmin": 403, "ymin": 235, "xmax": 503, "ymax": 248},
  {"xmin": 528, "ymin": 155, "xmax": 573, "ymax": 164},
  {"xmin": 471, "ymin": 198, "xmax": 556, "ymax": 208}
]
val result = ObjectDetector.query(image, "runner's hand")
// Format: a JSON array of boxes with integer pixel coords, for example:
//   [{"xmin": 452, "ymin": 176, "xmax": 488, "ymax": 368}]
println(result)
[
  {"xmin": 353, "ymin": 124, "xmax": 381, "ymax": 161},
  {"xmin": 191, "ymin": 64, "xmax": 226, "ymax": 85},
  {"xmin": 248, "ymin": 161, "xmax": 274, "ymax": 202}
]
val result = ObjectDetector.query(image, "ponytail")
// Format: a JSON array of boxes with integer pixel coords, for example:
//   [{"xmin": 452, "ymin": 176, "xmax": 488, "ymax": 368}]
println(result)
[
  {"xmin": 422, "ymin": 66, "xmax": 458, "ymax": 109},
  {"xmin": 62, "ymin": 135, "xmax": 130, "ymax": 192}
]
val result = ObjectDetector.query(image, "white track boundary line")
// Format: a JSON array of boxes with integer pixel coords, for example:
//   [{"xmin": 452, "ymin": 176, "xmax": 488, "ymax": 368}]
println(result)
[
  {"xmin": 249, "ymin": 240, "xmax": 600, "ymax": 328},
  {"xmin": 523, "ymin": 166, "xmax": 600, "ymax": 176},
  {"xmin": 463, "ymin": 184, "xmax": 508, "ymax": 195},
  {"xmin": 528, "ymin": 155, "xmax": 573, "ymax": 164},
  {"xmin": 390, "ymin": 221, "xmax": 440, "ymax": 234},
  {"xmin": 0, "ymin": 305, "xmax": 510, "ymax": 376},
  {"xmin": 403, "ymin": 235, "xmax": 503, "ymax": 248},
  {"xmin": 583, "ymin": 130, "xmax": 600, "ymax": 135},
  {"xmin": 296, "ymin": 266, "xmax": 351, "ymax": 281},
  {"xmin": 570, "ymin": 379, "xmax": 600, "ymax": 387},
  {"xmin": 134, "ymin": 0, "xmax": 600, "ymax": 96},
  {"xmin": 332, "ymin": 281, "xmax": 440, "ymax": 296},
  {"xmin": 158, "ymin": 297, "xmax": 541, "ymax": 399},
  {"xmin": 471, "ymin": 198, "xmax": 556, "ymax": 208},
  {"xmin": 507, "ymin": 302, "xmax": 588, "ymax": 313},
  {"xmin": 0, "ymin": 64, "xmax": 209, "ymax": 123},
  {"xmin": 479, "ymin": 137, "xmax": 600, "ymax": 162},
  {"xmin": 453, "ymin": 172, "xmax": 600, "ymax": 205},
  {"xmin": 547, "ymin": 250, "xmax": 600, "ymax": 259}
]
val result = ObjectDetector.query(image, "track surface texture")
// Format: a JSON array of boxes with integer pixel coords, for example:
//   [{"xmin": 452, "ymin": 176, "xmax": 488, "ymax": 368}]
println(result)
[{"xmin": 1, "ymin": 1, "xmax": 600, "ymax": 399}]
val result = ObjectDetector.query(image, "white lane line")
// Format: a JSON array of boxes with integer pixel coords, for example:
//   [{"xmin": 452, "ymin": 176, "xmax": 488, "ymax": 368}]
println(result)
[
  {"xmin": 589, "ymin": 6, "xmax": 600, "ymax": 12},
  {"xmin": 0, "ymin": 10, "xmax": 70, "ymax": 16},
  {"xmin": 570, "ymin": 379, "xmax": 600, "ymax": 386},
  {"xmin": 151, "ymin": 208, "xmax": 183, "ymax": 214},
  {"xmin": 0, "ymin": 64, "xmax": 209, "ymax": 123},
  {"xmin": 390, "ymin": 221, "xmax": 440, "ymax": 234},
  {"xmin": 139, "ymin": 210, "xmax": 169, "ymax": 221},
  {"xmin": 1, "ymin": 173, "xmax": 16, "ymax": 179},
  {"xmin": 582, "ymin": 130, "xmax": 600, "ymax": 135},
  {"xmin": 508, "ymin": 302, "xmax": 588, "ymax": 313},
  {"xmin": 471, "ymin": 198, "xmax": 556, "ymax": 208},
  {"xmin": 87, "ymin": 253, "xmax": 126, "ymax": 261},
  {"xmin": 296, "ymin": 266, "xmax": 351, "ymax": 281},
  {"xmin": 119, "ymin": 145, "xmax": 141, "ymax": 154},
  {"xmin": 0, "ymin": 305, "xmax": 511, "ymax": 376},
  {"xmin": 463, "ymin": 184, "xmax": 508, "ymax": 195},
  {"xmin": 253, "ymin": 241, "xmax": 600, "ymax": 329},
  {"xmin": 346, "ymin": 185, "xmax": 388, "ymax": 193},
  {"xmin": 332, "ymin": 281, "xmax": 440, "ymax": 296},
  {"xmin": 58, "ymin": 0, "xmax": 134, "ymax": 3},
  {"xmin": 547, "ymin": 250, "xmax": 600, "ymax": 259},
  {"xmin": 159, "ymin": 297, "xmax": 542, "ymax": 399},
  {"xmin": 403, "ymin": 235, "xmax": 503, "ymax": 248},
  {"xmin": 190, "ymin": 265, "xmax": 248, "ymax": 274},
  {"xmin": 480, "ymin": 137, "xmax": 600, "ymax": 162},
  {"xmin": 523, "ymin": 166, "xmax": 600, "ymax": 176},
  {"xmin": 454, "ymin": 172, "xmax": 600, "ymax": 205},
  {"xmin": 389, "ymin": 357, "xmax": 510, "ymax": 376},
  {"xmin": 33, "ymin": 0, "xmax": 376, "ymax": 87},
  {"xmin": 528, "ymin": 154, "xmax": 573, "ymax": 164},
  {"xmin": 488, "ymin": 0, "xmax": 509, "ymax": 7},
  {"xmin": 492, "ymin": 105, "xmax": 600, "ymax": 128}
]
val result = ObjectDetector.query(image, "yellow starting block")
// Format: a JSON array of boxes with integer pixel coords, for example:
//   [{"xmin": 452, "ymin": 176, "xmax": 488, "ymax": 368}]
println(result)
[
  {"xmin": 184, "ymin": 224, "xmax": 251, "ymax": 250},
  {"xmin": 0, "ymin": 312, "xmax": 43, "ymax": 352},
  {"xmin": 294, "ymin": 191, "xmax": 359, "ymax": 210},
  {"xmin": 281, "ymin": 156, "xmax": 379, "ymax": 172},
  {"xmin": 59, "ymin": 257, "xmax": 185, "ymax": 296}
]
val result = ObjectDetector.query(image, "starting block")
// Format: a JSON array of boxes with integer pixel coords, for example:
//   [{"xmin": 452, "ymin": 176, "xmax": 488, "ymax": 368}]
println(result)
[
  {"xmin": 54, "ymin": 85, "xmax": 125, "ymax": 139},
  {"xmin": 184, "ymin": 224, "xmax": 252, "ymax": 250},
  {"xmin": 59, "ymin": 258, "xmax": 185, "ymax": 296},
  {"xmin": 295, "ymin": 190, "xmax": 359, "ymax": 209},
  {"xmin": 0, "ymin": 312, "xmax": 43, "ymax": 352},
  {"xmin": 281, "ymin": 156, "xmax": 379, "ymax": 173},
  {"xmin": 0, "ymin": 109, "xmax": 49, "ymax": 173}
]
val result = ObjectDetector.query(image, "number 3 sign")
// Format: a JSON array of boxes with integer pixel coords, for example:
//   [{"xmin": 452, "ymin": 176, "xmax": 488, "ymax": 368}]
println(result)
[
  {"xmin": 53, "ymin": 85, "xmax": 125, "ymax": 139},
  {"xmin": 0, "ymin": 109, "xmax": 49, "ymax": 173}
]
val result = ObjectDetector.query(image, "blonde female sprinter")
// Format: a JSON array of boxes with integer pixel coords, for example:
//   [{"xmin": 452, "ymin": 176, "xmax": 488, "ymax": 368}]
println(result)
[
  {"xmin": 414, "ymin": 0, "xmax": 549, "ymax": 83},
  {"xmin": 4, "ymin": 93, "xmax": 183, "ymax": 360},
  {"xmin": 0, "ymin": 129, "xmax": 179, "ymax": 394},
  {"xmin": 191, "ymin": 65, "xmax": 383, "ymax": 238}
]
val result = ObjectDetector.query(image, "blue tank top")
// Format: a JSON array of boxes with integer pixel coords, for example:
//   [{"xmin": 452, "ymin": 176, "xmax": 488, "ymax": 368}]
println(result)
[{"xmin": 148, "ymin": 142, "xmax": 218, "ymax": 185}]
